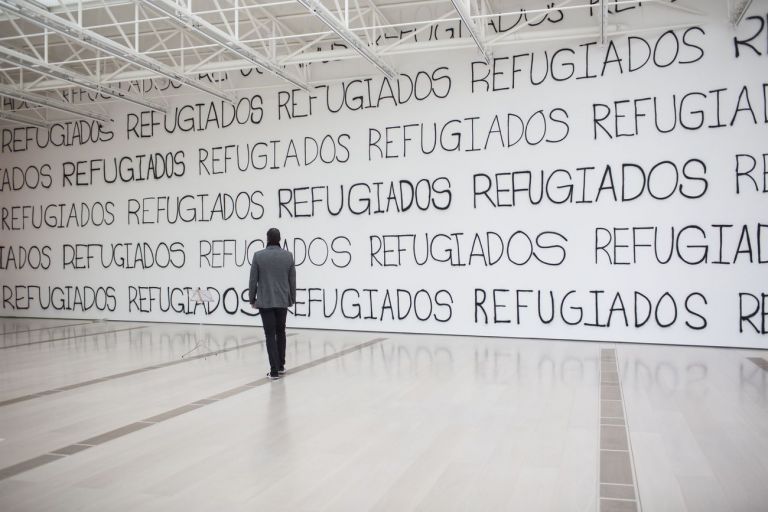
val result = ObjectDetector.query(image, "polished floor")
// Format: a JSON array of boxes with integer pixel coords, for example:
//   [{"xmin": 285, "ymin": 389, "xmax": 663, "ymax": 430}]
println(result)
[{"xmin": 0, "ymin": 318, "xmax": 766, "ymax": 512}]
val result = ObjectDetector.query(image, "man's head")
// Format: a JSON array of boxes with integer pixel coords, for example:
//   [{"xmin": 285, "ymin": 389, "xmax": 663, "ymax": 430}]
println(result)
[{"xmin": 267, "ymin": 227, "xmax": 281, "ymax": 246}]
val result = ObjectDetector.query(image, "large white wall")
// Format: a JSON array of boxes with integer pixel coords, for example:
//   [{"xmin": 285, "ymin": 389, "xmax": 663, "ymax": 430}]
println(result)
[{"xmin": 1, "ymin": 1, "xmax": 766, "ymax": 347}]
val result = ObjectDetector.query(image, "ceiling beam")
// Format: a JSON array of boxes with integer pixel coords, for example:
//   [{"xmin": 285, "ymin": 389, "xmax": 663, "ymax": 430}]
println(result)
[
  {"xmin": 0, "ymin": 0, "xmax": 235, "ymax": 102},
  {"xmin": 0, "ymin": 44, "xmax": 167, "ymax": 112},
  {"xmin": 0, "ymin": 109, "xmax": 52, "ymax": 128},
  {"xmin": 448, "ymin": 0, "xmax": 491, "ymax": 63},
  {"xmin": 295, "ymin": 0, "xmax": 396, "ymax": 80},
  {"xmin": 730, "ymin": 0, "xmax": 753, "ymax": 25},
  {"xmin": 143, "ymin": 0, "xmax": 309, "ymax": 91},
  {"xmin": 599, "ymin": 0, "xmax": 607, "ymax": 45},
  {"xmin": 0, "ymin": 83, "xmax": 112, "ymax": 123}
]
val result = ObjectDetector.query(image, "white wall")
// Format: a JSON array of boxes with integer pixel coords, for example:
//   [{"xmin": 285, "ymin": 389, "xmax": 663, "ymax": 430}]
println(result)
[{"xmin": 1, "ymin": 2, "xmax": 766, "ymax": 347}]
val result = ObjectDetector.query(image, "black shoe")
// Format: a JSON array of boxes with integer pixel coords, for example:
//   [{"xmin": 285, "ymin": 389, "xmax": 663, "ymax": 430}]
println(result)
[
  {"xmin": 267, "ymin": 372, "xmax": 281, "ymax": 380},
  {"xmin": 278, "ymin": 367, "xmax": 286, "ymax": 375}
]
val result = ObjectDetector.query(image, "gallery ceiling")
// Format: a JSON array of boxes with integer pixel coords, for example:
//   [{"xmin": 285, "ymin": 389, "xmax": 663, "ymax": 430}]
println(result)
[{"xmin": 0, "ymin": 0, "xmax": 746, "ymax": 127}]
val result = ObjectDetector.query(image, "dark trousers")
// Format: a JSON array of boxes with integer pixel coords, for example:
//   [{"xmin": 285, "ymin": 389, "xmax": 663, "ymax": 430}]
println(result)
[{"xmin": 259, "ymin": 307, "xmax": 287, "ymax": 375}]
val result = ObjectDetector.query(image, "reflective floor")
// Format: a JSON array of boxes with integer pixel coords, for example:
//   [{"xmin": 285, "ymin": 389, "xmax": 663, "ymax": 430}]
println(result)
[{"xmin": 0, "ymin": 318, "xmax": 766, "ymax": 512}]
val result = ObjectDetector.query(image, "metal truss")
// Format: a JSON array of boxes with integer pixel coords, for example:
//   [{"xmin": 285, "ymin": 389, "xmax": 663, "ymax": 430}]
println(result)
[
  {"xmin": 0, "ymin": 109, "xmax": 52, "ymax": 128},
  {"xmin": 296, "ymin": 0, "xmax": 396, "ymax": 79},
  {"xmin": 449, "ymin": 0, "xmax": 491, "ymax": 63},
  {"xmin": 0, "ymin": 43, "xmax": 167, "ymax": 111},
  {"xmin": 143, "ymin": 0, "xmax": 309, "ymax": 90},
  {"xmin": 0, "ymin": 0, "xmax": 710, "ymax": 125},
  {"xmin": 0, "ymin": 82, "xmax": 112, "ymax": 122},
  {"xmin": 0, "ymin": 0, "xmax": 235, "ymax": 103}
]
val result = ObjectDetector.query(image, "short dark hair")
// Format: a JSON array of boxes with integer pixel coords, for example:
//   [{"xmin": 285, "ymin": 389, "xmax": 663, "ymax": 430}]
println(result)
[{"xmin": 267, "ymin": 228, "xmax": 281, "ymax": 245}]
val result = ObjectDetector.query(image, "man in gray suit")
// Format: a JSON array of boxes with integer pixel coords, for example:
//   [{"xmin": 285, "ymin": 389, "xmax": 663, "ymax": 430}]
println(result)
[{"xmin": 249, "ymin": 228, "xmax": 296, "ymax": 380}]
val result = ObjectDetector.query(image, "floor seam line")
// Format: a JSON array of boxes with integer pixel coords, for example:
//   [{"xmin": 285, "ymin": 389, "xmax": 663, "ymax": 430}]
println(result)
[
  {"xmin": 0, "ymin": 334, "xmax": 290, "ymax": 408},
  {"xmin": 0, "ymin": 335, "xmax": 387, "ymax": 481},
  {"xmin": 598, "ymin": 347, "xmax": 641, "ymax": 512}
]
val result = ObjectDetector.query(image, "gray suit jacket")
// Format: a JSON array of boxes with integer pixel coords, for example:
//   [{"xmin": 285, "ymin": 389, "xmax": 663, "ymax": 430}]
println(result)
[{"xmin": 248, "ymin": 246, "xmax": 296, "ymax": 308}]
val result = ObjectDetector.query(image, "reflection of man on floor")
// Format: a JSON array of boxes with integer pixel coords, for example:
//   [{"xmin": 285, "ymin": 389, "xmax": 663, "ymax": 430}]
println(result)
[{"xmin": 249, "ymin": 228, "xmax": 296, "ymax": 380}]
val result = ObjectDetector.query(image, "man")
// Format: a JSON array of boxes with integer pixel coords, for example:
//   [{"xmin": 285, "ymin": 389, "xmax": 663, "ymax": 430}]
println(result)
[{"xmin": 249, "ymin": 228, "xmax": 296, "ymax": 380}]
